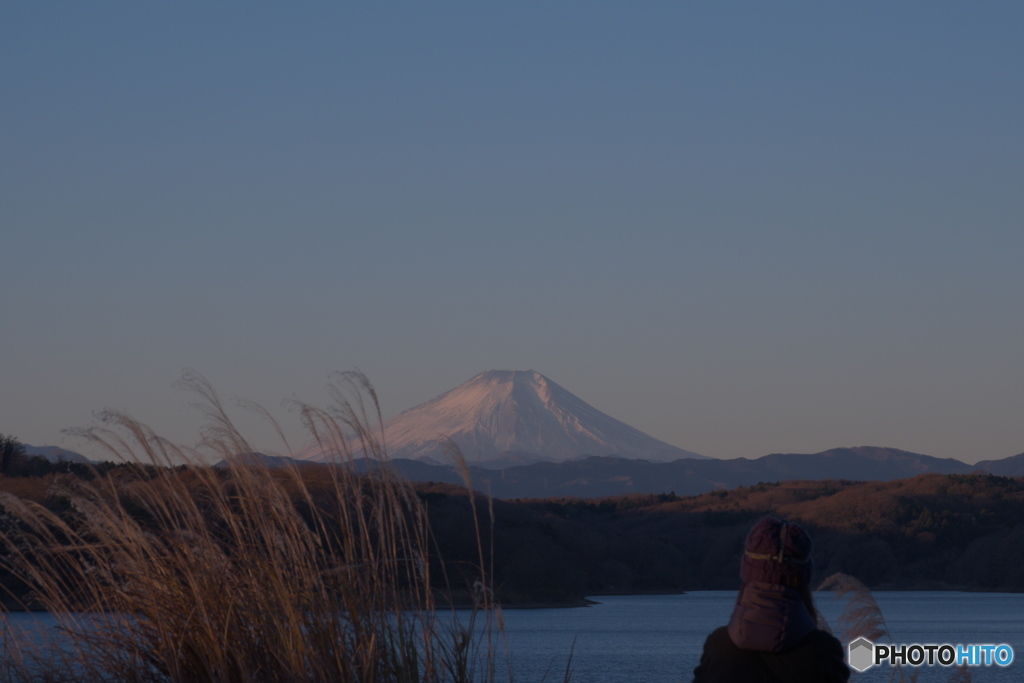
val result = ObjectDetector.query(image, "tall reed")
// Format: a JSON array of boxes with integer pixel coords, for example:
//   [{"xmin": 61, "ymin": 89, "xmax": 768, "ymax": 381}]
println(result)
[
  {"xmin": 0, "ymin": 371, "xmax": 501, "ymax": 682},
  {"xmin": 821, "ymin": 572, "xmax": 970, "ymax": 683}
]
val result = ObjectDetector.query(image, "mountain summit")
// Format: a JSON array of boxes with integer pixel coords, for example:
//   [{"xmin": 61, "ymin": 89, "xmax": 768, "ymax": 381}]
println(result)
[{"xmin": 300, "ymin": 370, "xmax": 704, "ymax": 465}]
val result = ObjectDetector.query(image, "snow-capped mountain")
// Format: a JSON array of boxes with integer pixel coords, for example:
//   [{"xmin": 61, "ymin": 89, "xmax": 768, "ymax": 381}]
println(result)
[{"xmin": 294, "ymin": 370, "xmax": 705, "ymax": 465}]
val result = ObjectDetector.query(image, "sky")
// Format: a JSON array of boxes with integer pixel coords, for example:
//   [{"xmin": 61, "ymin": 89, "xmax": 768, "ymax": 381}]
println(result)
[{"xmin": 2, "ymin": 3, "xmax": 1023, "ymax": 464}]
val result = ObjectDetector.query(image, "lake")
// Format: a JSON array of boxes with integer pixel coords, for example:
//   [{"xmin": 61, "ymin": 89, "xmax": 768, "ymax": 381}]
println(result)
[
  {"xmin": 483, "ymin": 591, "xmax": 1024, "ymax": 682},
  {"xmin": 3, "ymin": 591, "xmax": 1022, "ymax": 681}
]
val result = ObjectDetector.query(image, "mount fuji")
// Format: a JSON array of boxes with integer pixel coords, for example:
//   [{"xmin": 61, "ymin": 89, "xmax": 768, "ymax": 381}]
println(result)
[{"xmin": 294, "ymin": 370, "xmax": 705, "ymax": 466}]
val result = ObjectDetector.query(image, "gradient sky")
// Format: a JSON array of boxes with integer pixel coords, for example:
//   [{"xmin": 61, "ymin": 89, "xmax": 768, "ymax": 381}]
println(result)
[{"xmin": 3, "ymin": 3, "xmax": 1023, "ymax": 464}]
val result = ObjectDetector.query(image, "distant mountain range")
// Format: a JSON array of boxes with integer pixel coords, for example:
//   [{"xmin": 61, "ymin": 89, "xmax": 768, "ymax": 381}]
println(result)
[
  {"xmin": 374, "ymin": 446, "xmax": 992, "ymax": 498},
  {"xmin": 23, "ymin": 368, "xmax": 1024, "ymax": 497},
  {"xmin": 293, "ymin": 370, "xmax": 706, "ymax": 465},
  {"xmin": 22, "ymin": 445, "xmax": 92, "ymax": 464},
  {"xmin": 29, "ymin": 440, "xmax": 1024, "ymax": 499},
  {"xmin": 974, "ymin": 452, "xmax": 1024, "ymax": 477},
  {"xmin": 215, "ymin": 445, "xmax": 1022, "ymax": 499}
]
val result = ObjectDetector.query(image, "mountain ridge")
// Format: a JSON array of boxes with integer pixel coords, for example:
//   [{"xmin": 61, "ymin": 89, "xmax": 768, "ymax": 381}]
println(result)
[
  {"xmin": 295, "ymin": 369, "xmax": 705, "ymax": 464},
  {"xmin": 357, "ymin": 445, "xmax": 991, "ymax": 498},
  {"xmin": 22, "ymin": 444, "xmax": 92, "ymax": 464}
]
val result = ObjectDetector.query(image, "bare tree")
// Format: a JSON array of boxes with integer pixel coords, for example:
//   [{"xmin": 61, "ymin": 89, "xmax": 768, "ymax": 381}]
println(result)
[{"xmin": 0, "ymin": 433, "xmax": 25, "ymax": 476}]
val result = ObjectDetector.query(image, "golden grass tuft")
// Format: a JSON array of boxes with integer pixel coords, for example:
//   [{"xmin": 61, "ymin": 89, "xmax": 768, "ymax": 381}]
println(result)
[{"xmin": 0, "ymin": 371, "xmax": 504, "ymax": 682}]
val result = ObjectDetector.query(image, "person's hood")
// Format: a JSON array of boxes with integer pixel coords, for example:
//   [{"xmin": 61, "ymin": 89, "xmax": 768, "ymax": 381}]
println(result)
[{"xmin": 727, "ymin": 581, "xmax": 816, "ymax": 653}]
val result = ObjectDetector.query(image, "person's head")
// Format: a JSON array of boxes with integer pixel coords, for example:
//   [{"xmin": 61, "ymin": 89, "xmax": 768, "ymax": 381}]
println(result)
[{"xmin": 740, "ymin": 516, "xmax": 816, "ymax": 619}]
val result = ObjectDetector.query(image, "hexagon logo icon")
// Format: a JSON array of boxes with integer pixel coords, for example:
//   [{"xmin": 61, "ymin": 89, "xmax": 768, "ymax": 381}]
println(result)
[{"xmin": 848, "ymin": 636, "xmax": 875, "ymax": 672}]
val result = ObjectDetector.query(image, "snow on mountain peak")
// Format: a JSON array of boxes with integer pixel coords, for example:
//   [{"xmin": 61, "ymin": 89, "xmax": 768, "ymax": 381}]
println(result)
[{"xmin": 296, "ymin": 370, "xmax": 705, "ymax": 465}]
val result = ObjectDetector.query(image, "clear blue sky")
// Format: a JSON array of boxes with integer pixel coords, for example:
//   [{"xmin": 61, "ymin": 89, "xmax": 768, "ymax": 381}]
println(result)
[{"xmin": 3, "ymin": 3, "xmax": 1022, "ymax": 463}]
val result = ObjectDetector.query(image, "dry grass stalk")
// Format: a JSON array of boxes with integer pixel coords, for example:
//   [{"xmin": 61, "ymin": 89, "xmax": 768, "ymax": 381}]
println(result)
[
  {"xmin": 820, "ymin": 573, "xmax": 971, "ymax": 683},
  {"xmin": 0, "ymin": 371, "xmax": 503, "ymax": 682},
  {"xmin": 441, "ymin": 439, "xmax": 506, "ymax": 683},
  {"xmin": 818, "ymin": 572, "xmax": 892, "ymax": 646}
]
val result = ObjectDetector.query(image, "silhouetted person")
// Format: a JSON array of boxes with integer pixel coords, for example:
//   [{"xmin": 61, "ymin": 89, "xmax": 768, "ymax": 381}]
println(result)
[{"xmin": 692, "ymin": 517, "xmax": 849, "ymax": 682}]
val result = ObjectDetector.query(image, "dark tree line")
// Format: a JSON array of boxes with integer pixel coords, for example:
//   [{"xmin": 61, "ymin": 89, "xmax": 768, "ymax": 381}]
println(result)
[
  {"xmin": 0, "ymin": 433, "xmax": 106, "ymax": 479},
  {"xmin": 419, "ymin": 474, "xmax": 1024, "ymax": 603},
  {"xmin": 0, "ymin": 433, "xmax": 25, "ymax": 476},
  {"xmin": 5, "ymin": 459, "xmax": 1024, "ymax": 607}
]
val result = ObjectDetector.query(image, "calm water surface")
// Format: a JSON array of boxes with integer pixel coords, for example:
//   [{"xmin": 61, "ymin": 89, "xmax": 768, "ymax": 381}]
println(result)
[
  {"xmin": 3, "ymin": 592, "xmax": 1022, "ymax": 681},
  {"xmin": 484, "ymin": 592, "xmax": 1024, "ymax": 682}
]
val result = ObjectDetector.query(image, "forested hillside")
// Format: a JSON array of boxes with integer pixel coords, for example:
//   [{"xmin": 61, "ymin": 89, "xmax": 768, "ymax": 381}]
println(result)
[
  {"xmin": 3, "ymin": 466, "xmax": 1023, "ymax": 607},
  {"xmin": 422, "ymin": 472, "xmax": 1024, "ymax": 603}
]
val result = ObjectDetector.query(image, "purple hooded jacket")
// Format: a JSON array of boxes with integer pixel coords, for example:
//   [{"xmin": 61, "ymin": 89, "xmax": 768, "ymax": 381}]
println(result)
[
  {"xmin": 692, "ymin": 518, "xmax": 849, "ymax": 682},
  {"xmin": 727, "ymin": 581, "xmax": 817, "ymax": 652}
]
